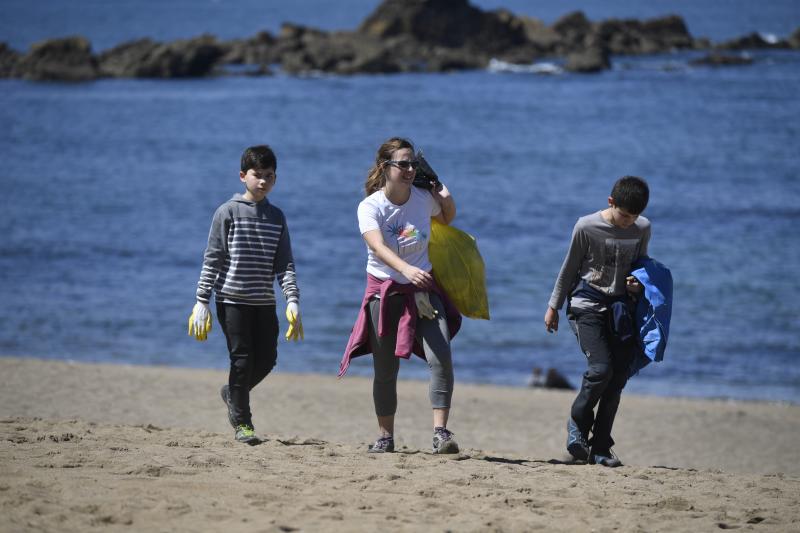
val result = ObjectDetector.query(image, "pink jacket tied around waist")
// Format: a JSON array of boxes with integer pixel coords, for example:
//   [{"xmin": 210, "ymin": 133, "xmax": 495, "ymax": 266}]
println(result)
[{"xmin": 339, "ymin": 273, "xmax": 462, "ymax": 377}]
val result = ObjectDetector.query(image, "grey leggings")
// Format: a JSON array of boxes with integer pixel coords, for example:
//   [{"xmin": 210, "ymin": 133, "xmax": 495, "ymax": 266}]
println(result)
[{"xmin": 368, "ymin": 292, "xmax": 454, "ymax": 417}]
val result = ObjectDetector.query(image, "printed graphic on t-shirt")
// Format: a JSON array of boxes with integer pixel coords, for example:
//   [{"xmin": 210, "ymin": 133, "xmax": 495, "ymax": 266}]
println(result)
[
  {"xmin": 385, "ymin": 220, "xmax": 428, "ymax": 257},
  {"xmin": 591, "ymin": 238, "xmax": 640, "ymax": 290}
]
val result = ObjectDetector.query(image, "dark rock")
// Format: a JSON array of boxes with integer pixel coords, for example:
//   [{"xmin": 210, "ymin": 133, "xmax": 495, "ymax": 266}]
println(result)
[
  {"xmin": 518, "ymin": 17, "xmax": 561, "ymax": 54},
  {"xmin": 492, "ymin": 43, "xmax": 547, "ymax": 65},
  {"xmin": 99, "ymin": 35, "xmax": 225, "ymax": 78},
  {"xmin": 279, "ymin": 30, "xmax": 405, "ymax": 74},
  {"xmin": 594, "ymin": 15, "xmax": 693, "ymax": 55},
  {"xmin": 358, "ymin": 0, "xmax": 528, "ymax": 54},
  {"xmin": 641, "ymin": 15, "xmax": 693, "ymax": 49},
  {"xmin": 423, "ymin": 46, "xmax": 488, "ymax": 72},
  {"xmin": 716, "ymin": 32, "xmax": 784, "ymax": 50},
  {"xmin": 15, "ymin": 36, "xmax": 99, "ymax": 81},
  {"xmin": 565, "ymin": 45, "xmax": 610, "ymax": 73},
  {"xmin": 0, "ymin": 43, "xmax": 21, "ymax": 77},
  {"xmin": 98, "ymin": 39, "xmax": 159, "ymax": 77},
  {"xmin": 276, "ymin": 23, "xmax": 487, "ymax": 75},
  {"xmin": 528, "ymin": 367, "xmax": 575, "ymax": 390},
  {"xmin": 693, "ymin": 37, "xmax": 713, "ymax": 50},
  {"xmin": 788, "ymin": 27, "xmax": 800, "ymax": 49},
  {"xmin": 551, "ymin": 10, "xmax": 593, "ymax": 53},
  {"xmin": 221, "ymin": 31, "xmax": 278, "ymax": 66},
  {"xmin": 689, "ymin": 53, "xmax": 754, "ymax": 67}
]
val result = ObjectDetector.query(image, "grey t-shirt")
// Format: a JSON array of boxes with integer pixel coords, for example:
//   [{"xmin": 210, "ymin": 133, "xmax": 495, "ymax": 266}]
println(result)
[{"xmin": 548, "ymin": 210, "xmax": 651, "ymax": 312}]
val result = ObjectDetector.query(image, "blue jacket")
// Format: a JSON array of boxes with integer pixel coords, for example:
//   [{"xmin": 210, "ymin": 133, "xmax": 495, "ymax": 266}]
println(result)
[{"xmin": 628, "ymin": 257, "xmax": 673, "ymax": 377}]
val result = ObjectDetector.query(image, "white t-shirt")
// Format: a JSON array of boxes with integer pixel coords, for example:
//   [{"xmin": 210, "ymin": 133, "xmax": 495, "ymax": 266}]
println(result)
[{"xmin": 357, "ymin": 187, "xmax": 442, "ymax": 283}]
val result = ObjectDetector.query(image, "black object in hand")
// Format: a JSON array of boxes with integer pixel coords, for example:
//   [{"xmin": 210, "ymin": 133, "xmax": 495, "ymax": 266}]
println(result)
[{"xmin": 412, "ymin": 154, "xmax": 440, "ymax": 190}]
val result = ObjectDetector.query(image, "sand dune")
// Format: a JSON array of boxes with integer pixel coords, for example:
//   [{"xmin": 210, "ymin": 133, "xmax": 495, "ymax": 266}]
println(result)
[{"xmin": 1, "ymin": 357, "xmax": 798, "ymax": 532}]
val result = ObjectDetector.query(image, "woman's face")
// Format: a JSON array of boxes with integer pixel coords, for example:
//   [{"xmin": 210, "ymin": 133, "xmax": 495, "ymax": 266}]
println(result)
[{"xmin": 384, "ymin": 147, "xmax": 417, "ymax": 187}]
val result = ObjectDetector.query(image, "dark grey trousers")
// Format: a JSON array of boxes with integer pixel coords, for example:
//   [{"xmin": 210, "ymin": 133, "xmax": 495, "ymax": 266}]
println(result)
[
  {"xmin": 216, "ymin": 303, "xmax": 278, "ymax": 427},
  {"xmin": 568, "ymin": 307, "xmax": 635, "ymax": 453},
  {"xmin": 368, "ymin": 293, "xmax": 454, "ymax": 417}
]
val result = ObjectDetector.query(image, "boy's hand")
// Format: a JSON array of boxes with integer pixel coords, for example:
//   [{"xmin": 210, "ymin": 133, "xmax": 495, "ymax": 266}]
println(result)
[
  {"xmin": 188, "ymin": 302, "xmax": 212, "ymax": 341},
  {"xmin": 544, "ymin": 306, "xmax": 559, "ymax": 333},
  {"xmin": 626, "ymin": 276, "xmax": 643, "ymax": 297},
  {"xmin": 285, "ymin": 302, "xmax": 304, "ymax": 341}
]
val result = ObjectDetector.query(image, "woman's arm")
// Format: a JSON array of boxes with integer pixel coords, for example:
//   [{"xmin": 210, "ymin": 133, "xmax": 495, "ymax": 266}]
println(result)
[{"xmin": 362, "ymin": 229, "xmax": 434, "ymax": 288}]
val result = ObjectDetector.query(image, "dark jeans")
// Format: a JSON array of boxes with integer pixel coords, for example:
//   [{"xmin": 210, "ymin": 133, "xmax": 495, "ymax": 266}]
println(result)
[
  {"xmin": 216, "ymin": 303, "xmax": 278, "ymax": 427},
  {"xmin": 568, "ymin": 306, "xmax": 635, "ymax": 453}
]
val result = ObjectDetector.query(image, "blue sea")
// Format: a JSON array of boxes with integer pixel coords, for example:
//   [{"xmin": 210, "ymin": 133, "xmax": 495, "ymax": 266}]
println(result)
[{"xmin": 1, "ymin": 0, "xmax": 799, "ymax": 403}]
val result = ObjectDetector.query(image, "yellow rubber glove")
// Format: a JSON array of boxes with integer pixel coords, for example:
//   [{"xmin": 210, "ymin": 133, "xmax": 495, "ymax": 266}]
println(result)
[
  {"xmin": 285, "ymin": 302, "xmax": 304, "ymax": 341},
  {"xmin": 188, "ymin": 301, "xmax": 212, "ymax": 341}
]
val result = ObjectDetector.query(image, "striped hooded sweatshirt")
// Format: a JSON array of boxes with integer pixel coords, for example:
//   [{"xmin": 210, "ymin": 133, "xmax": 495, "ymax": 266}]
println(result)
[{"xmin": 196, "ymin": 194, "xmax": 299, "ymax": 307}]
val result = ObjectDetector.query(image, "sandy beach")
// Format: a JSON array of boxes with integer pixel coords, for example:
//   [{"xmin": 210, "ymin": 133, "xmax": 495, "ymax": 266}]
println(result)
[{"xmin": 1, "ymin": 356, "xmax": 798, "ymax": 532}]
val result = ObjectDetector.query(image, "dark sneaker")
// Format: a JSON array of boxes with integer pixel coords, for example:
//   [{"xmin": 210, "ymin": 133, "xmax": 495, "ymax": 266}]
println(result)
[
  {"xmin": 220, "ymin": 385, "xmax": 237, "ymax": 429},
  {"xmin": 432, "ymin": 427, "xmax": 459, "ymax": 454},
  {"xmin": 566, "ymin": 418, "xmax": 589, "ymax": 461},
  {"xmin": 367, "ymin": 435, "xmax": 395, "ymax": 453},
  {"xmin": 590, "ymin": 449, "xmax": 623, "ymax": 467},
  {"xmin": 235, "ymin": 424, "xmax": 260, "ymax": 445}
]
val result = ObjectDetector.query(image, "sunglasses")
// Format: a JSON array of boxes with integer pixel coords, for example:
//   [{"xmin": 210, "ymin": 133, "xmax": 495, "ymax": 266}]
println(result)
[{"xmin": 386, "ymin": 160, "xmax": 420, "ymax": 170}]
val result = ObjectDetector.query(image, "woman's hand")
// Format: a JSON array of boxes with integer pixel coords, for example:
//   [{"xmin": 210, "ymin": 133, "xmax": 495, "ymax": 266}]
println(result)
[
  {"xmin": 401, "ymin": 265, "xmax": 434, "ymax": 289},
  {"xmin": 432, "ymin": 181, "xmax": 449, "ymax": 198},
  {"xmin": 431, "ymin": 182, "xmax": 456, "ymax": 224}
]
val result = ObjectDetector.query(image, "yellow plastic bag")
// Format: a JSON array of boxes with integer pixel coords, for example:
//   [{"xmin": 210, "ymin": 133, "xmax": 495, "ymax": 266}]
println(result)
[{"xmin": 428, "ymin": 219, "xmax": 490, "ymax": 320}]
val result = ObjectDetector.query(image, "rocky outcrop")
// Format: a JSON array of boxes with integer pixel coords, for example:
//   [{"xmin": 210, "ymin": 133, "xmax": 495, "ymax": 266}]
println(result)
[
  {"xmin": 716, "ymin": 32, "xmax": 788, "ymax": 50},
  {"xmin": 99, "ymin": 35, "xmax": 225, "ymax": 78},
  {"xmin": 689, "ymin": 53, "xmax": 754, "ymax": 67},
  {"xmin": 551, "ymin": 11, "xmax": 594, "ymax": 52},
  {"xmin": 594, "ymin": 15, "xmax": 694, "ymax": 54},
  {"xmin": 790, "ymin": 27, "xmax": 800, "ymax": 49},
  {"xmin": 564, "ymin": 46, "xmax": 610, "ymax": 73},
  {"xmin": 359, "ymin": 0, "xmax": 528, "ymax": 54},
  {"xmin": 13, "ymin": 36, "xmax": 99, "ymax": 81},
  {"xmin": 0, "ymin": 43, "xmax": 21, "ymax": 77},
  {"xmin": 221, "ymin": 31, "xmax": 278, "ymax": 67},
  {"xmin": 3, "ymin": 0, "xmax": 800, "ymax": 80}
]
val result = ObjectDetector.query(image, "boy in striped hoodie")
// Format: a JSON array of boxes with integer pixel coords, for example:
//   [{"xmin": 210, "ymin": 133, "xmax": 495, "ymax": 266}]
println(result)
[{"xmin": 189, "ymin": 145, "xmax": 302, "ymax": 444}]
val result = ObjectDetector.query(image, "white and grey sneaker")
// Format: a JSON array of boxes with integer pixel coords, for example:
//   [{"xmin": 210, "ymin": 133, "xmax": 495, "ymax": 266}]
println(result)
[
  {"xmin": 368, "ymin": 435, "xmax": 395, "ymax": 453},
  {"xmin": 432, "ymin": 427, "xmax": 459, "ymax": 454}
]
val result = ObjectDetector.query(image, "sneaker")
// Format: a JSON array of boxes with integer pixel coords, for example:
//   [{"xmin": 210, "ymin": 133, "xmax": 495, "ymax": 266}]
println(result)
[
  {"xmin": 566, "ymin": 418, "xmax": 589, "ymax": 461},
  {"xmin": 367, "ymin": 435, "xmax": 395, "ymax": 453},
  {"xmin": 235, "ymin": 424, "xmax": 260, "ymax": 445},
  {"xmin": 432, "ymin": 427, "xmax": 459, "ymax": 454},
  {"xmin": 590, "ymin": 449, "xmax": 623, "ymax": 467},
  {"xmin": 220, "ymin": 385, "xmax": 237, "ymax": 429}
]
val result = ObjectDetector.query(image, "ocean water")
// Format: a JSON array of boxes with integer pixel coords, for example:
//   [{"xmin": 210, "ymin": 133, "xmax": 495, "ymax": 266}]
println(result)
[{"xmin": 1, "ymin": 1, "xmax": 799, "ymax": 403}]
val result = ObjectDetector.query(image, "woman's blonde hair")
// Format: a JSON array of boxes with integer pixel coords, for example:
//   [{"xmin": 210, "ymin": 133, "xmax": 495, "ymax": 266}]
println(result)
[{"xmin": 364, "ymin": 137, "xmax": 415, "ymax": 196}]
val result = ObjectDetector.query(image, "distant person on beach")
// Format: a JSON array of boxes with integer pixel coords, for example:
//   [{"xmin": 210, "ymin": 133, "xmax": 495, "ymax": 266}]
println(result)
[
  {"xmin": 544, "ymin": 176, "xmax": 651, "ymax": 467},
  {"xmin": 188, "ymin": 145, "xmax": 303, "ymax": 445},
  {"xmin": 527, "ymin": 367, "xmax": 575, "ymax": 390},
  {"xmin": 339, "ymin": 137, "xmax": 462, "ymax": 454}
]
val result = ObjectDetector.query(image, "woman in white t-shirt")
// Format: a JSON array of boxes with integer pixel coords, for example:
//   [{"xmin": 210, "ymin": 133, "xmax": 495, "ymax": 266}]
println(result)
[{"xmin": 340, "ymin": 137, "xmax": 462, "ymax": 454}]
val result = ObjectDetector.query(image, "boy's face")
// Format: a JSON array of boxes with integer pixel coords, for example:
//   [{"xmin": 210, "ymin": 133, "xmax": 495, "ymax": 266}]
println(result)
[
  {"xmin": 607, "ymin": 198, "xmax": 640, "ymax": 228},
  {"xmin": 240, "ymin": 167, "xmax": 276, "ymax": 202}
]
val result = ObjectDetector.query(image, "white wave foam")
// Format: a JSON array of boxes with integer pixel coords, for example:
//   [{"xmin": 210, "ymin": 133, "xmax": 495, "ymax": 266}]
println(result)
[
  {"xmin": 487, "ymin": 58, "xmax": 563, "ymax": 75},
  {"xmin": 759, "ymin": 32, "xmax": 779, "ymax": 44}
]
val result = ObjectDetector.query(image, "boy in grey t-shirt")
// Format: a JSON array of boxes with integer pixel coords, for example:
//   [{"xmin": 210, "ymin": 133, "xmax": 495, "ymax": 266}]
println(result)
[{"xmin": 544, "ymin": 176, "xmax": 651, "ymax": 467}]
